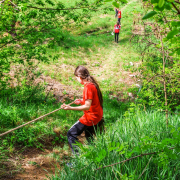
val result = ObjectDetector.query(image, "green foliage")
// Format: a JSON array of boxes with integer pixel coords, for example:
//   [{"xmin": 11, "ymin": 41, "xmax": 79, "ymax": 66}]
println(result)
[
  {"xmin": 49, "ymin": 106, "xmax": 180, "ymax": 180},
  {"xmin": 158, "ymin": 0, "xmax": 165, "ymax": 7},
  {"xmin": 0, "ymin": 0, "xmax": 105, "ymax": 89},
  {"xmin": 132, "ymin": 0, "xmax": 180, "ymax": 113},
  {"xmin": 112, "ymin": 1, "xmax": 120, "ymax": 8},
  {"xmin": 142, "ymin": 11, "xmax": 157, "ymax": 20}
]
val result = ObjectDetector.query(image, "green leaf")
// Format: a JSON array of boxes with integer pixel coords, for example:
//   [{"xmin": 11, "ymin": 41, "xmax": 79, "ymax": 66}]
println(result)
[
  {"xmin": 158, "ymin": 0, "xmax": 165, "ymax": 8},
  {"xmin": 142, "ymin": 11, "xmax": 157, "ymax": 20},
  {"xmin": 117, "ymin": 144, "xmax": 124, "ymax": 152},
  {"xmin": 165, "ymin": 3, "xmax": 171, "ymax": 10},
  {"xmin": 104, "ymin": 0, "xmax": 113, "ymax": 2},
  {"xmin": 151, "ymin": 0, "xmax": 158, "ymax": 4},
  {"xmin": 155, "ymin": 4, "xmax": 165, "ymax": 11},
  {"xmin": 167, "ymin": 0, "xmax": 174, "ymax": 2},
  {"xmin": 95, "ymin": 149, "xmax": 106, "ymax": 162},
  {"xmin": 45, "ymin": 0, "xmax": 54, "ymax": 6},
  {"xmin": 120, "ymin": 0, "xmax": 128, "ymax": 3},
  {"xmin": 171, "ymin": 21, "xmax": 180, "ymax": 27},
  {"xmin": 36, "ymin": 0, "xmax": 45, "ymax": 6},
  {"xmin": 167, "ymin": 29, "xmax": 179, "ymax": 39},
  {"xmin": 112, "ymin": 1, "xmax": 119, "ymax": 8}
]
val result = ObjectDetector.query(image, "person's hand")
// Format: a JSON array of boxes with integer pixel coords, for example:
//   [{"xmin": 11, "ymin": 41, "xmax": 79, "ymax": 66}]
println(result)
[
  {"xmin": 61, "ymin": 103, "xmax": 72, "ymax": 110},
  {"xmin": 74, "ymin": 99, "xmax": 82, "ymax": 105}
]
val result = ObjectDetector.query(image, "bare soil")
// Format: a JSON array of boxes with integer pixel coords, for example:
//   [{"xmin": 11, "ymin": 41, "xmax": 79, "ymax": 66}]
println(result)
[{"xmin": 2, "ymin": 133, "xmax": 86, "ymax": 180}]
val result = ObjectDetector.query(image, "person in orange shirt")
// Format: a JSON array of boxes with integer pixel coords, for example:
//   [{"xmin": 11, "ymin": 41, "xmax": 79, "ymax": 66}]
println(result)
[
  {"xmin": 115, "ymin": 8, "xmax": 119, "ymax": 18},
  {"xmin": 114, "ymin": 21, "xmax": 121, "ymax": 43},
  {"xmin": 61, "ymin": 66, "xmax": 103, "ymax": 154},
  {"xmin": 118, "ymin": 9, "xmax": 121, "ymax": 24}
]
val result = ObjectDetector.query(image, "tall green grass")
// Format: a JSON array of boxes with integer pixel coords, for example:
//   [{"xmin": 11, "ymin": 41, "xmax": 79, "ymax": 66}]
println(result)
[{"xmin": 49, "ymin": 109, "xmax": 180, "ymax": 180}]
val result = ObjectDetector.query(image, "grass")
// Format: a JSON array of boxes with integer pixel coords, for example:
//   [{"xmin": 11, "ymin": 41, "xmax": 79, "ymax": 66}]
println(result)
[
  {"xmin": 0, "ymin": 86, "xmax": 130, "ymax": 178},
  {"xmin": 49, "ymin": 109, "xmax": 180, "ymax": 180},
  {"xmin": 38, "ymin": 0, "xmax": 143, "ymax": 94}
]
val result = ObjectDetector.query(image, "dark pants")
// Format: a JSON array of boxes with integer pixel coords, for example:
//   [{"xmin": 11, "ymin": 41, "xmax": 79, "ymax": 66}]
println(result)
[
  {"xmin": 115, "ymin": 33, "xmax": 119, "ymax": 43},
  {"xmin": 118, "ymin": 18, "xmax": 121, "ymax": 24},
  {"xmin": 67, "ymin": 118, "xmax": 104, "ymax": 153},
  {"xmin": 115, "ymin": 10, "xmax": 118, "ymax": 18}
]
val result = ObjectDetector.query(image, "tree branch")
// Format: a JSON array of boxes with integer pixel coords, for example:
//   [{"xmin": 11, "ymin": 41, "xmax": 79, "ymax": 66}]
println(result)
[
  {"xmin": 94, "ymin": 148, "xmax": 175, "ymax": 171},
  {"xmin": 95, "ymin": 152, "xmax": 156, "ymax": 171},
  {"xmin": 171, "ymin": 2, "xmax": 180, "ymax": 14},
  {"xmin": 138, "ymin": 155, "xmax": 154, "ymax": 179},
  {"xmin": 9, "ymin": 0, "xmax": 18, "ymax": 8},
  {"xmin": 0, "ymin": 0, "xmax": 5, "ymax": 4},
  {"xmin": 27, "ymin": 6, "xmax": 92, "ymax": 11},
  {"xmin": 174, "ymin": 0, "xmax": 180, "ymax": 5}
]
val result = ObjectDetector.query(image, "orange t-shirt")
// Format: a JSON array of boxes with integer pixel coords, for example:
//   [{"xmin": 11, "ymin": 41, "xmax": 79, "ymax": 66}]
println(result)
[
  {"xmin": 114, "ymin": 24, "xmax": 121, "ymax": 33},
  {"xmin": 118, "ymin": 11, "xmax": 121, "ymax": 18},
  {"xmin": 79, "ymin": 83, "xmax": 103, "ymax": 126}
]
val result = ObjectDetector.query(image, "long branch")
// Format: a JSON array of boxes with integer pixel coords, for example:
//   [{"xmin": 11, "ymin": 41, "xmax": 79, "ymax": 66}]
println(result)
[
  {"xmin": 94, "ymin": 148, "xmax": 175, "ymax": 171},
  {"xmin": 160, "ymin": 33, "xmax": 168, "ymax": 126},
  {"xmin": 27, "ymin": 6, "xmax": 92, "ymax": 11},
  {"xmin": 138, "ymin": 155, "xmax": 154, "ymax": 179},
  {"xmin": 94, "ymin": 152, "xmax": 157, "ymax": 171},
  {"xmin": 174, "ymin": 0, "xmax": 180, "ymax": 4},
  {"xmin": 171, "ymin": 2, "xmax": 180, "ymax": 14},
  {"xmin": 0, "ymin": 0, "xmax": 5, "ymax": 4}
]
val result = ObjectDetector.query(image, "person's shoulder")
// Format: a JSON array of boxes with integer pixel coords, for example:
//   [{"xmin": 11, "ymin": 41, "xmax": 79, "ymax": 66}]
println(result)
[
  {"xmin": 86, "ymin": 83, "xmax": 96, "ymax": 89},
  {"xmin": 86, "ymin": 83, "xmax": 94, "ymax": 87}
]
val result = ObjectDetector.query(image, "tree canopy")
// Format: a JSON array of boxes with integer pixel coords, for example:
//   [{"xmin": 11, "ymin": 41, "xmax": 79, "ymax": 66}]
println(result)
[{"xmin": 0, "ymin": 0, "xmax": 109, "ymax": 88}]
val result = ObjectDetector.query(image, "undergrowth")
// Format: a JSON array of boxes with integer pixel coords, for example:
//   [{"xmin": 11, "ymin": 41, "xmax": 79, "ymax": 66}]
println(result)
[{"xmin": 49, "ymin": 108, "xmax": 180, "ymax": 180}]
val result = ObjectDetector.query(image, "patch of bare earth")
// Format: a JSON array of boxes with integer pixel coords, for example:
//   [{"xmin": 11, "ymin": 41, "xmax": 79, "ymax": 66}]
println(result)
[
  {"xmin": 11, "ymin": 149, "xmax": 61, "ymax": 180},
  {"xmin": 36, "ymin": 74, "xmax": 83, "ymax": 103},
  {"xmin": 4, "ymin": 132, "xmax": 86, "ymax": 180}
]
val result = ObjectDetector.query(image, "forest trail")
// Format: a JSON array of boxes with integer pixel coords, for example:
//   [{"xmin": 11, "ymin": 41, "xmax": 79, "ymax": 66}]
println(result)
[{"xmin": 9, "ymin": 1, "xmax": 139, "ymax": 180}]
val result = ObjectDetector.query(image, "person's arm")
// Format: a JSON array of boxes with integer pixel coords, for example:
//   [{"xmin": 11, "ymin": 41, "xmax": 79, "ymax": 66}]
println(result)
[
  {"xmin": 74, "ymin": 99, "xmax": 83, "ymax": 105},
  {"xmin": 61, "ymin": 99, "xmax": 92, "ymax": 111}
]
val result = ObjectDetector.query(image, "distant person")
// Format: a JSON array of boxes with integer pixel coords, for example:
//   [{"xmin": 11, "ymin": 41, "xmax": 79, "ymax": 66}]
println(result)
[
  {"xmin": 118, "ymin": 9, "xmax": 121, "ymax": 24},
  {"xmin": 115, "ymin": 8, "xmax": 119, "ymax": 18},
  {"xmin": 61, "ymin": 66, "xmax": 104, "ymax": 155},
  {"xmin": 114, "ymin": 21, "xmax": 121, "ymax": 43}
]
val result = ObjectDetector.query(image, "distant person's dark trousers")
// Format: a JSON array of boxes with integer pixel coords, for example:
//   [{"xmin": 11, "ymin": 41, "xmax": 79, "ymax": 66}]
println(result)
[
  {"xmin": 115, "ymin": 10, "xmax": 118, "ymax": 18},
  {"xmin": 115, "ymin": 33, "xmax": 119, "ymax": 43},
  {"xmin": 118, "ymin": 18, "xmax": 121, "ymax": 24}
]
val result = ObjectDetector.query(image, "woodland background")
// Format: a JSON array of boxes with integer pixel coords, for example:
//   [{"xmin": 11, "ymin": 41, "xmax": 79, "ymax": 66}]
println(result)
[{"xmin": 0, "ymin": 0, "xmax": 179, "ymax": 179}]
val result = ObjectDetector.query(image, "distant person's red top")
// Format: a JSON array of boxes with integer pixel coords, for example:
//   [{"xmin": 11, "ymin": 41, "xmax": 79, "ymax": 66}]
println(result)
[
  {"xmin": 118, "ymin": 10, "xmax": 121, "ymax": 18},
  {"xmin": 114, "ymin": 24, "xmax": 121, "ymax": 33},
  {"xmin": 79, "ymin": 83, "xmax": 103, "ymax": 126}
]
